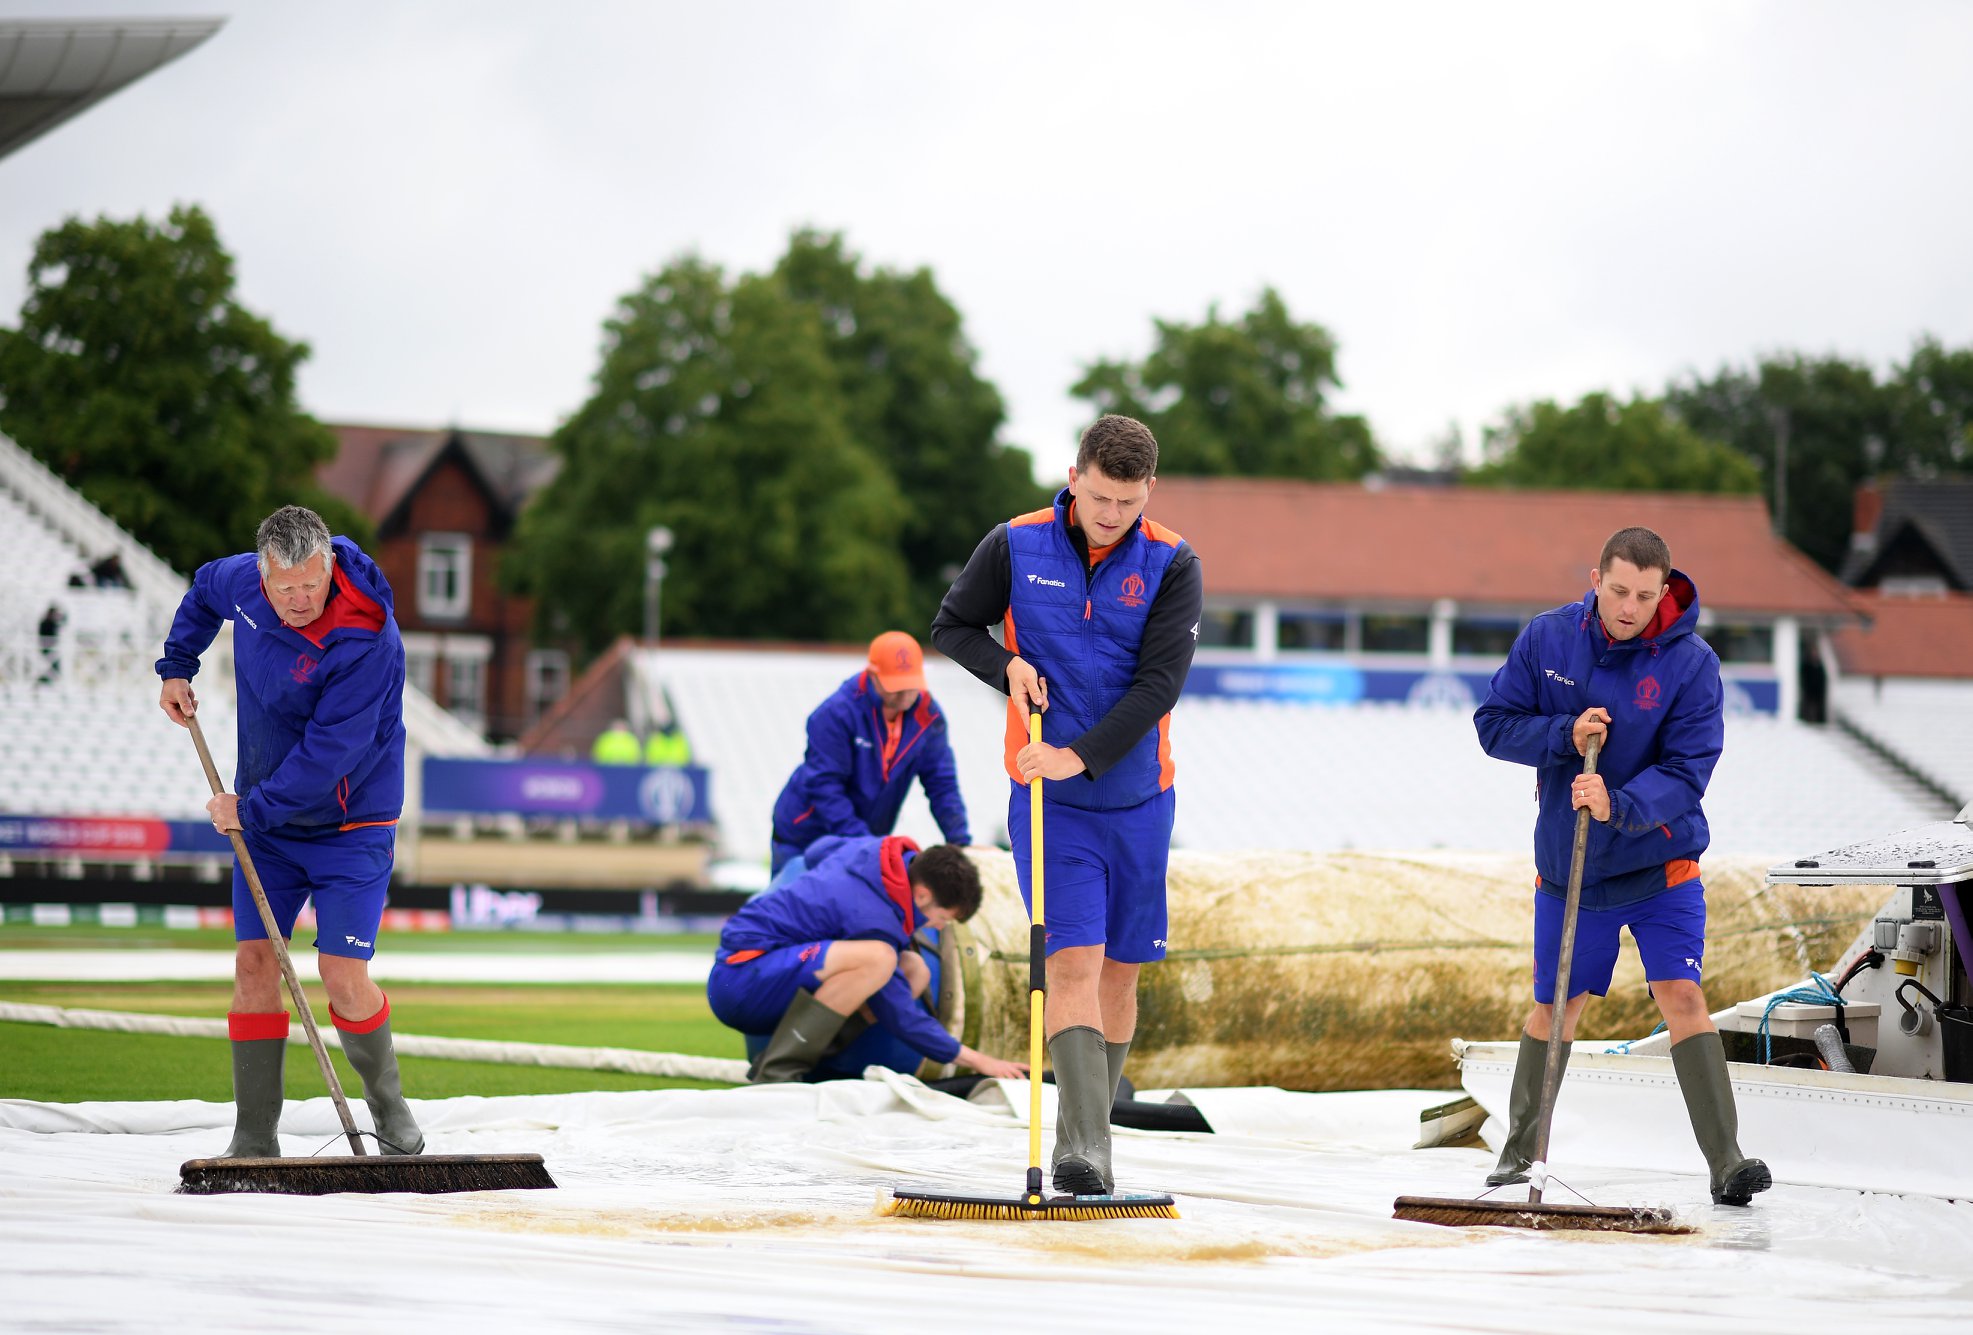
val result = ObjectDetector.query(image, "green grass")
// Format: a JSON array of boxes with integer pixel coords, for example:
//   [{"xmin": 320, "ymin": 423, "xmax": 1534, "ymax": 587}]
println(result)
[
  {"xmin": 0, "ymin": 979, "xmax": 745, "ymax": 1102},
  {"xmin": 0, "ymin": 925, "xmax": 720, "ymax": 953}
]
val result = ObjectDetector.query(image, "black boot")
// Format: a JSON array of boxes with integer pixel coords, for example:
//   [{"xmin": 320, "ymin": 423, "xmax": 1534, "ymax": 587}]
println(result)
[
  {"xmin": 336, "ymin": 1007, "xmax": 425, "ymax": 1156},
  {"xmin": 221, "ymin": 1021, "xmax": 288, "ymax": 1158},
  {"xmin": 1486, "ymin": 1031, "xmax": 1571, "ymax": 1187},
  {"xmin": 749, "ymin": 991, "xmax": 850, "ymax": 1084},
  {"xmin": 1672, "ymin": 1031, "xmax": 1771, "ymax": 1206},
  {"xmin": 1049, "ymin": 1026, "xmax": 1113, "ymax": 1195}
]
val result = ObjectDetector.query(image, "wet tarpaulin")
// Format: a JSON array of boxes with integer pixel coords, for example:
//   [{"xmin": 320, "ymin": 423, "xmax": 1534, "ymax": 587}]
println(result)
[{"xmin": 5, "ymin": 1075, "xmax": 1971, "ymax": 1333}]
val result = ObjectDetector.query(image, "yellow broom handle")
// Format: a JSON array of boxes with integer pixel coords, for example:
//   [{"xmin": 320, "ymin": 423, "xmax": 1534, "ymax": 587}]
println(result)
[{"xmin": 1028, "ymin": 710, "xmax": 1046, "ymax": 1198}]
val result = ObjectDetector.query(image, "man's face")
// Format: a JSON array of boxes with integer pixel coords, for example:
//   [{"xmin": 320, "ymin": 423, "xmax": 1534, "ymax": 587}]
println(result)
[
  {"xmin": 879, "ymin": 686, "xmax": 921, "ymax": 718},
  {"xmin": 1590, "ymin": 557, "xmax": 1667, "ymax": 641},
  {"xmin": 912, "ymin": 884, "xmax": 960, "ymax": 930},
  {"xmin": 1068, "ymin": 463, "xmax": 1154, "ymax": 549},
  {"xmin": 265, "ymin": 552, "xmax": 331, "ymax": 630}
]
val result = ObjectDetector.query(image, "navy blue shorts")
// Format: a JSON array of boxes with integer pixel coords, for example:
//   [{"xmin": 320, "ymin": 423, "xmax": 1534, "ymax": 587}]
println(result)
[
  {"xmin": 1007, "ymin": 783, "xmax": 1174, "ymax": 962},
  {"xmin": 232, "ymin": 824, "xmax": 397, "ymax": 960},
  {"xmin": 1532, "ymin": 880, "xmax": 1708, "ymax": 1004},
  {"xmin": 706, "ymin": 941, "xmax": 830, "ymax": 1034}
]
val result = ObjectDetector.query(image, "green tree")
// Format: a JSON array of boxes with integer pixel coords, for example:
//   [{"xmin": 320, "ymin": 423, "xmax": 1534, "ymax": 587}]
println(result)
[
  {"xmin": 1072, "ymin": 287, "xmax": 1380, "ymax": 479},
  {"xmin": 0, "ymin": 205, "xmax": 366, "ymax": 574},
  {"xmin": 508, "ymin": 255, "xmax": 911, "ymax": 658},
  {"xmin": 1470, "ymin": 391, "xmax": 1761, "ymax": 495},
  {"xmin": 1886, "ymin": 336, "xmax": 1973, "ymax": 473},
  {"xmin": 1666, "ymin": 355, "xmax": 1892, "ymax": 572},
  {"xmin": 774, "ymin": 231, "xmax": 1044, "ymax": 623}
]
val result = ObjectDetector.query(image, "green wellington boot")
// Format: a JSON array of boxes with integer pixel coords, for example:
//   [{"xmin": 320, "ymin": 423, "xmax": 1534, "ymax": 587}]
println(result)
[
  {"xmin": 1486, "ymin": 1031, "xmax": 1572, "ymax": 1187},
  {"xmin": 1671, "ymin": 1030, "xmax": 1772, "ymax": 1206},
  {"xmin": 221, "ymin": 1033, "xmax": 288, "ymax": 1158},
  {"xmin": 749, "ymin": 991, "xmax": 851, "ymax": 1084},
  {"xmin": 338, "ymin": 1016, "xmax": 426, "ymax": 1155},
  {"xmin": 1106, "ymin": 1038, "xmax": 1132, "ymax": 1109},
  {"xmin": 1049, "ymin": 1025, "xmax": 1113, "ymax": 1195}
]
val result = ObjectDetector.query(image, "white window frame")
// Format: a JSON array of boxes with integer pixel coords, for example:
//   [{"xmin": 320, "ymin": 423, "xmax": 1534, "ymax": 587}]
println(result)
[
  {"xmin": 442, "ymin": 634, "xmax": 493, "ymax": 733},
  {"xmin": 418, "ymin": 533, "xmax": 473, "ymax": 621}
]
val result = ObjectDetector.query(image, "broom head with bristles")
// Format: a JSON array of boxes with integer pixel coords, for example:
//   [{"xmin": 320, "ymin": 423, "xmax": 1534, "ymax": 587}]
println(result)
[
  {"xmin": 880, "ymin": 1186, "xmax": 1179, "ymax": 1221},
  {"xmin": 178, "ymin": 1153, "xmax": 557, "ymax": 1196},
  {"xmin": 1391, "ymin": 1194, "xmax": 1689, "ymax": 1234}
]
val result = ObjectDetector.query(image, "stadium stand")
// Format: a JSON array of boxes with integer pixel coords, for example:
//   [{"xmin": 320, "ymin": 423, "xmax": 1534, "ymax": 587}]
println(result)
[
  {"xmin": 1829, "ymin": 676, "xmax": 1973, "ymax": 809},
  {"xmin": 644, "ymin": 646, "xmax": 1956, "ymax": 865}
]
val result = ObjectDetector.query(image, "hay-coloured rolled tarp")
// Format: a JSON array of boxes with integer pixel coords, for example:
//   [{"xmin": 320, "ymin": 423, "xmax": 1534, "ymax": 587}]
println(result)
[{"xmin": 946, "ymin": 848, "xmax": 1882, "ymax": 1091}]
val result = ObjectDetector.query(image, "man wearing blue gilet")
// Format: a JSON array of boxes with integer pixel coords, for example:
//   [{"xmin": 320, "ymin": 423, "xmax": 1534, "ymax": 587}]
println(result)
[
  {"xmin": 1474, "ymin": 526, "xmax": 1770, "ymax": 1206},
  {"xmin": 932, "ymin": 414, "xmax": 1202, "ymax": 1195}
]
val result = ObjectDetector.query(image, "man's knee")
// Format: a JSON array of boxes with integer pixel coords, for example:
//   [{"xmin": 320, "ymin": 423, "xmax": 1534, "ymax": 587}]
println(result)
[{"xmin": 317, "ymin": 954, "xmax": 382, "ymax": 1020}]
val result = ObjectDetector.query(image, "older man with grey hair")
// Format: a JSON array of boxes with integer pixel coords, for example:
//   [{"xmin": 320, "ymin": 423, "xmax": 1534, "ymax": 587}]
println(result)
[{"xmin": 157, "ymin": 505, "xmax": 422, "ymax": 1159}]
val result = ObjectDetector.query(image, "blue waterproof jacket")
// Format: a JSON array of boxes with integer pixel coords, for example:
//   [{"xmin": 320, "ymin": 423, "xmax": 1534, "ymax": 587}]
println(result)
[
  {"xmin": 156, "ymin": 537, "xmax": 407, "ymax": 834},
  {"xmin": 717, "ymin": 835, "xmax": 960, "ymax": 1063},
  {"xmin": 1473, "ymin": 570, "xmax": 1722, "ymax": 909},
  {"xmin": 769, "ymin": 672, "xmax": 969, "ymax": 860},
  {"xmin": 1004, "ymin": 490, "xmax": 1187, "ymax": 810}
]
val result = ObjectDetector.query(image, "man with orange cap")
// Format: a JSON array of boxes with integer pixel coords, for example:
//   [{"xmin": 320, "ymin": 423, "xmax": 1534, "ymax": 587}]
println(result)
[{"xmin": 768, "ymin": 631, "xmax": 971, "ymax": 878}]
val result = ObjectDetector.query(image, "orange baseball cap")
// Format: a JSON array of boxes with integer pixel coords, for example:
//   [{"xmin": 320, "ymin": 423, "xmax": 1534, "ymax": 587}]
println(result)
[{"xmin": 868, "ymin": 630, "xmax": 926, "ymax": 692}]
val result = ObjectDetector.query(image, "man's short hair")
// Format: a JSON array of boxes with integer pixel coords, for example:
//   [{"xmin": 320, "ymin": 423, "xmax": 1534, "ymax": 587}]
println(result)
[
  {"xmin": 1598, "ymin": 526, "xmax": 1672, "ymax": 580},
  {"xmin": 256, "ymin": 505, "xmax": 335, "ymax": 578},
  {"xmin": 1075, "ymin": 415, "xmax": 1159, "ymax": 483},
  {"xmin": 912, "ymin": 844, "xmax": 983, "ymax": 920}
]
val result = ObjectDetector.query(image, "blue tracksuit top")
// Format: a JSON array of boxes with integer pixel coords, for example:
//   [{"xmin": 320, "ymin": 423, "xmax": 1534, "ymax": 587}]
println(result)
[
  {"xmin": 718, "ymin": 834, "xmax": 960, "ymax": 1063},
  {"xmin": 156, "ymin": 536, "xmax": 407, "ymax": 834},
  {"xmin": 1473, "ymin": 570, "xmax": 1722, "ymax": 910},
  {"xmin": 1004, "ymin": 489, "xmax": 1186, "ymax": 810},
  {"xmin": 769, "ymin": 671, "xmax": 969, "ymax": 856}
]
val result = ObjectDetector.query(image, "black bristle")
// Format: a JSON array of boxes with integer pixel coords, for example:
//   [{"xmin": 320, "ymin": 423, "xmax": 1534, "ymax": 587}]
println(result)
[{"xmin": 178, "ymin": 1153, "xmax": 556, "ymax": 1196}]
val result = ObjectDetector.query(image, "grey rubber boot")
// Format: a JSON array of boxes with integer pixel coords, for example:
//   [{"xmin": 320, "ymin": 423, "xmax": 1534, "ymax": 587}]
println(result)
[
  {"xmin": 338, "ymin": 1018, "xmax": 426, "ymax": 1155},
  {"xmin": 749, "ymin": 990, "xmax": 850, "ymax": 1084},
  {"xmin": 1486, "ymin": 1030, "xmax": 1572, "ymax": 1186},
  {"xmin": 1048, "ymin": 1026, "xmax": 1113, "ymax": 1195},
  {"xmin": 221, "ymin": 1037, "xmax": 287, "ymax": 1158},
  {"xmin": 1106, "ymin": 1038, "xmax": 1131, "ymax": 1109},
  {"xmin": 1671, "ymin": 1030, "xmax": 1772, "ymax": 1206}
]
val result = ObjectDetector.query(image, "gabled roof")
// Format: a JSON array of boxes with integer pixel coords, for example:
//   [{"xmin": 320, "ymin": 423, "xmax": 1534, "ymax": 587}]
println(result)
[
  {"xmin": 1830, "ymin": 591, "xmax": 1973, "ymax": 679},
  {"xmin": 319, "ymin": 423, "xmax": 558, "ymax": 531},
  {"xmin": 1842, "ymin": 477, "xmax": 1973, "ymax": 590},
  {"xmin": 1145, "ymin": 479, "xmax": 1859, "ymax": 621}
]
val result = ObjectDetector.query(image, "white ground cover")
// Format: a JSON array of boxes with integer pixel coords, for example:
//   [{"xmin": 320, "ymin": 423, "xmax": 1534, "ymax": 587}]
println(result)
[{"xmin": 4, "ymin": 1075, "xmax": 1970, "ymax": 1333}]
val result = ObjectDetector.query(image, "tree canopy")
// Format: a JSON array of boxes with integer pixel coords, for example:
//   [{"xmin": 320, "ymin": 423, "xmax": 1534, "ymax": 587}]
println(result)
[
  {"xmin": 511, "ymin": 233, "xmax": 1044, "ymax": 657},
  {"xmin": 0, "ymin": 205, "xmax": 366, "ymax": 574},
  {"xmin": 1469, "ymin": 391, "xmax": 1761, "ymax": 495},
  {"xmin": 1072, "ymin": 288, "xmax": 1381, "ymax": 480}
]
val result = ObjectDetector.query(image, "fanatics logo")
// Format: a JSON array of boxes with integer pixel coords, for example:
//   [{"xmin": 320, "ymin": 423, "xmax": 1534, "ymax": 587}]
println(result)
[
  {"xmin": 1028, "ymin": 574, "xmax": 1067, "ymax": 588},
  {"xmin": 1118, "ymin": 573, "xmax": 1146, "ymax": 608},
  {"xmin": 1635, "ymin": 675, "xmax": 1663, "ymax": 711}
]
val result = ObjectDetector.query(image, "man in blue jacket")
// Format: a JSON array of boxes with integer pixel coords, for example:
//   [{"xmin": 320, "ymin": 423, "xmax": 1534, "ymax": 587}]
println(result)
[
  {"xmin": 157, "ymin": 506, "xmax": 422, "ymax": 1160},
  {"xmin": 1474, "ymin": 526, "xmax": 1769, "ymax": 1206},
  {"xmin": 768, "ymin": 631, "xmax": 970, "ymax": 877},
  {"xmin": 932, "ymin": 414, "xmax": 1202, "ymax": 1196},
  {"xmin": 710, "ymin": 834, "xmax": 1026, "ymax": 1082}
]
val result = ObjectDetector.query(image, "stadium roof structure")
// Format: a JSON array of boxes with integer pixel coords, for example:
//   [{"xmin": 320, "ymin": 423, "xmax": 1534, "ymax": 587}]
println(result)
[
  {"xmin": 1148, "ymin": 478, "xmax": 1861, "ymax": 622},
  {"xmin": 1830, "ymin": 589, "xmax": 1973, "ymax": 679},
  {"xmin": 0, "ymin": 17, "xmax": 222, "ymax": 161},
  {"xmin": 320, "ymin": 423, "xmax": 559, "ymax": 532}
]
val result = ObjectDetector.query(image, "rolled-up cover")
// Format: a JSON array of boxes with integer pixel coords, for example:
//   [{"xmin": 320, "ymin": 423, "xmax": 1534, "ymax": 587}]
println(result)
[{"xmin": 949, "ymin": 849, "xmax": 1886, "ymax": 1091}]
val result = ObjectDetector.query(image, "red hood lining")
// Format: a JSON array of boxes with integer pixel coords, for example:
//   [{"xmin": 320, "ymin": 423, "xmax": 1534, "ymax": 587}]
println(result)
[{"xmin": 879, "ymin": 836, "xmax": 923, "ymax": 935}]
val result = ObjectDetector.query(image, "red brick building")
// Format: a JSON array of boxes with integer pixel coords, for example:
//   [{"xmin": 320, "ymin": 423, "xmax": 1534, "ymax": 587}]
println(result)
[{"xmin": 319, "ymin": 424, "xmax": 562, "ymax": 740}]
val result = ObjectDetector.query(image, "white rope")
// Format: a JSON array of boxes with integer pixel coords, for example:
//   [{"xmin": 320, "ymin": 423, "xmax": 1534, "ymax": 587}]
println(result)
[{"xmin": 0, "ymin": 1001, "xmax": 748, "ymax": 1084}]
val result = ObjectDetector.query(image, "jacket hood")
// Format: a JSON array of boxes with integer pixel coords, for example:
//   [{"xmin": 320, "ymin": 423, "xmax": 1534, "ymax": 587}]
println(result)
[{"xmin": 332, "ymin": 536, "xmax": 395, "ymax": 616}]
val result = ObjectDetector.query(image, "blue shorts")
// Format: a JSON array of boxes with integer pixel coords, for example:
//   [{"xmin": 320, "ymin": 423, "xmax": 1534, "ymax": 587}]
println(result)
[
  {"xmin": 1007, "ymin": 783, "xmax": 1173, "ymax": 962},
  {"xmin": 706, "ymin": 941, "xmax": 831, "ymax": 1034},
  {"xmin": 1532, "ymin": 880, "xmax": 1708, "ymax": 1004},
  {"xmin": 232, "ymin": 824, "xmax": 397, "ymax": 960}
]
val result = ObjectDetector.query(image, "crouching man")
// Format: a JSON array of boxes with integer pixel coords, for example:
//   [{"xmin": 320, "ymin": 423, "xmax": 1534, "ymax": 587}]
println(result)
[{"xmin": 710, "ymin": 836, "xmax": 1027, "ymax": 1083}]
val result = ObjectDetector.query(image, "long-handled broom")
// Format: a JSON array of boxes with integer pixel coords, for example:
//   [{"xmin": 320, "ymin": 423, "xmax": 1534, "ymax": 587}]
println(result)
[
  {"xmin": 880, "ymin": 710, "xmax": 1178, "ymax": 1220},
  {"xmin": 1394, "ymin": 736, "xmax": 1687, "ymax": 1234},
  {"xmin": 175, "ymin": 714, "xmax": 555, "ymax": 1196}
]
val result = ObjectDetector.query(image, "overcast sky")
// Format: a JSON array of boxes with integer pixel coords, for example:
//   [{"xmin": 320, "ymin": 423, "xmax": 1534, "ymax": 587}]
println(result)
[{"xmin": 4, "ymin": 2, "xmax": 1971, "ymax": 484}]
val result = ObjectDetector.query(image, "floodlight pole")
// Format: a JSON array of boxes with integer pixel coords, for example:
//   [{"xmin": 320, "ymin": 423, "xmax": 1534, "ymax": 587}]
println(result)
[{"xmin": 644, "ymin": 525, "xmax": 673, "ymax": 649}]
